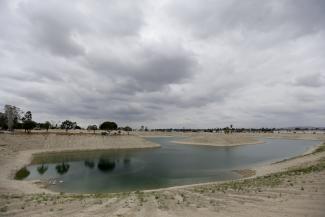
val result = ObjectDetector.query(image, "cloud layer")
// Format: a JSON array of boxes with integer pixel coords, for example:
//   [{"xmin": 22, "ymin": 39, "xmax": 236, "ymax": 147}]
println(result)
[{"xmin": 1, "ymin": 0, "xmax": 324, "ymax": 128}]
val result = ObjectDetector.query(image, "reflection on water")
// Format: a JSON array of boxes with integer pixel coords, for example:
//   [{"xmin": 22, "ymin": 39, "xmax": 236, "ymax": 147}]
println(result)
[
  {"xmin": 84, "ymin": 160, "xmax": 95, "ymax": 169},
  {"xmin": 25, "ymin": 157, "xmax": 130, "ymax": 176},
  {"xmin": 97, "ymin": 158, "xmax": 116, "ymax": 172},
  {"xmin": 123, "ymin": 158, "xmax": 131, "ymax": 166},
  {"xmin": 37, "ymin": 164, "xmax": 48, "ymax": 175},
  {"xmin": 55, "ymin": 163, "xmax": 70, "ymax": 175},
  {"xmin": 17, "ymin": 137, "xmax": 319, "ymax": 193}
]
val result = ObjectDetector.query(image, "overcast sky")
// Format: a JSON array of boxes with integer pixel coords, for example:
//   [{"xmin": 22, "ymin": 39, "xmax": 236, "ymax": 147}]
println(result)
[{"xmin": 1, "ymin": 0, "xmax": 324, "ymax": 128}]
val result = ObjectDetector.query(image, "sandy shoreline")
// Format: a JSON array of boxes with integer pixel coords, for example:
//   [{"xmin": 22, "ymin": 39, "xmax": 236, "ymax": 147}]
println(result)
[{"xmin": 1, "ymin": 132, "xmax": 325, "ymax": 216}]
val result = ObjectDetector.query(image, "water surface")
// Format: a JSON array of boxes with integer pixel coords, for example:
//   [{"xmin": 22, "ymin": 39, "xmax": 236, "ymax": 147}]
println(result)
[{"xmin": 20, "ymin": 137, "xmax": 318, "ymax": 193}]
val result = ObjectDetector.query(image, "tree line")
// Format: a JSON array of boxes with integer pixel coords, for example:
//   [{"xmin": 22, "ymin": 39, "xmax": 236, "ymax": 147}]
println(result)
[{"xmin": 0, "ymin": 105, "xmax": 132, "ymax": 133}]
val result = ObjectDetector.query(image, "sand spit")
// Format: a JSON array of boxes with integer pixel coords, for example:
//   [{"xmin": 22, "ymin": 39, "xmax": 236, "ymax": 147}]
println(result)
[
  {"xmin": 139, "ymin": 131, "xmax": 325, "ymax": 147},
  {"xmin": 137, "ymin": 131, "xmax": 264, "ymax": 146},
  {"xmin": 171, "ymin": 134, "xmax": 263, "ymax": 146},
  {"xmin": 1, "ymin": 132, "xmax": 325, "ymax": 216}
]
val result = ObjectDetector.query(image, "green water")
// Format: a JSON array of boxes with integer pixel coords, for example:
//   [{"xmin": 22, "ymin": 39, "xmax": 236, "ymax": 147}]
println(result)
[{"xmin": 19, "ymin": 137, "xmax": 318, "ymax": 193}]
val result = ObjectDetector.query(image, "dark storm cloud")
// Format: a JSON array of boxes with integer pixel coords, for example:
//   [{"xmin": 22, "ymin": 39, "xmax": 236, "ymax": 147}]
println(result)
[
  {"xmin": 133, "ymin": 49, "xmax": 196, "ymax": 91},
  {"xmin": 84, "ymin": 45, "xmax": 197, "ymax": 92},
  {"xmin": 0, "ymin": 0, "xmax": 324, "ymax": 128}
]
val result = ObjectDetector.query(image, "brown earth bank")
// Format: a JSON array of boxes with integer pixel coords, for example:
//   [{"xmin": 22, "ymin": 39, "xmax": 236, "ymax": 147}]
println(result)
[{"xmin": 0, "ymin": 132, "xmax": 325, "ymax": 216}]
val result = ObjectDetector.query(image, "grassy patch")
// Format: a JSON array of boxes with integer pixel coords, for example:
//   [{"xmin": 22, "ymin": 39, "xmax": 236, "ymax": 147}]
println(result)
[
  {"xmin": 313, "ymin": 143, "xmax": 325, "ymax": 154},
  {"xmin": 195, "ymin": 157, "xmax": 325, "ymax": 193}
]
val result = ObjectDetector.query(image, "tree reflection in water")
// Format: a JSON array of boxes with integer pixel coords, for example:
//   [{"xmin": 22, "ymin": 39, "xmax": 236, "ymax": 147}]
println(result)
[
  {"xmin": 55, "ymin": 162, "xmax": 70, "ymax": 175},
  {"xmin": 84, "ymin": 160, "xmax": 95, "ymax": 169},
  {"xmin": 97, "ymin": 158, "xmax": 115, "ymax": 172},
  {"xmin": 123, "ymin": 158, "xmax": 131, "ymax": 167},
  {"xmin": 37, "ymin": 164, "xmax": 48, "ymax": 175}
]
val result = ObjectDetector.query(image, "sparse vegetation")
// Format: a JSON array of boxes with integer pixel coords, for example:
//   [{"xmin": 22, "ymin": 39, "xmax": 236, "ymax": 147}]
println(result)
[
  {"xmin": 193, "ymin": 157, "xmax": 325, "ymax": 193},
  {"xmin": 14, "ymin": 167, "xmax": 30, "ymax": 180},
  {"xmin": 313, "ymin": 143, "xmax": 325, "ymax": 153}
]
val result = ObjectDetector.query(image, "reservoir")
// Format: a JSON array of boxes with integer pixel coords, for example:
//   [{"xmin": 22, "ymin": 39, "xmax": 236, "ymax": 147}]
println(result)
[{"xmin": 17, "ymin": 137, "xmax": 319, "ymax": 193}]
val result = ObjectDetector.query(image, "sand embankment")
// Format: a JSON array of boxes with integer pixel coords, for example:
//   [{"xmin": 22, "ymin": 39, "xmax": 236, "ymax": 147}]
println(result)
[
  {"xmin": 171, "ymin": 133, "xmax": 263, "ymax": 146},
  {"xmin": 138, "ymin": 131, "xmax": 325, "ymax": 147},
  {"xmin": 136, "ymin": 131, "xmax": 263, "ymax": 146},
  {"xmin": 255, "ymin": 132, "xmax": 325, "ymax": 141},
  {"xmin": 0, "ymin": 133, "xmax": 159, "ymax": 194},
  {"xmin": 0, "ymin": 133, "xmax": 159, "ymax": 152}
]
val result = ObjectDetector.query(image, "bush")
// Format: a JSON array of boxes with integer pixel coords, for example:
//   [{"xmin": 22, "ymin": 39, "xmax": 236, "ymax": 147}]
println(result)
[{"xmin": 15, "ymin": 167, "xmax": 30, "ymax": 180}]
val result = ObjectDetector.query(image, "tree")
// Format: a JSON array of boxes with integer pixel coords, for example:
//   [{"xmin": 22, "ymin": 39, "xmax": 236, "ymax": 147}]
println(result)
[
  {"xmin": 4, "ymin": 105, "xmax": 23, "ymax": 131},
  {"xmin": 223, "ymin": 127, "xmax": 230, "ymax": 134},
  {"xmin": 23, "ymin": 120, "xmax": 37, "ymax": 133},
  {"xmin": 22, "ymin": 111, "xmax": 36, "ymax": 133},
  {"xmin": 75, "ymin": 125, "xmax": 82, "ymax": 130},
  {"xmin": 39, "ymin": 121, "xmax": 51, "ymax": 131},
  {"xmin": 99, "ymin": 121, "xmax": 118, "ymax": 131},
  {"xmin": 22, "ymin": 111, "xmax": 32, "ymax": 121},
  {"xmin": 44, "ymin": 121, "xmax": 51, "ymax": 132},
  {"xmin": 0, "ymin": 112, "xmax": 7, "ymax": 130},
  {"xmin": 60, "ymin": 120, "xmax": 75, "ymax": 132},
  {"xmin": 124, "ymin": 126, "xmax": 132, "ymax": 131},
  {"xmin": 87, "ymin": 125, "xmax": 98, "ymax": 134}
]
